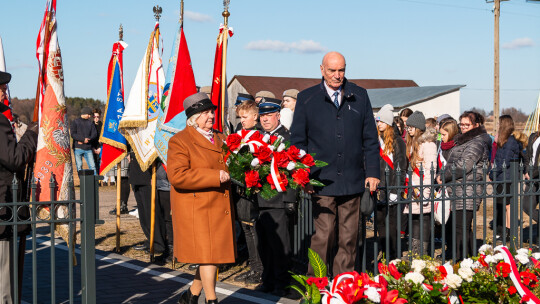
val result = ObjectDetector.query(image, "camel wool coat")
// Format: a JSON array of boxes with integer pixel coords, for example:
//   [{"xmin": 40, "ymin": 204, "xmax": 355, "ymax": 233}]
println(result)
[{"xmin": 167, "ymin": 126, "xmax": 236, "ymax": 264}]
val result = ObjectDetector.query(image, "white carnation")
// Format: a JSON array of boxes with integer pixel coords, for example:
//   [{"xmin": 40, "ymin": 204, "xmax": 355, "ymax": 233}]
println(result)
[
  {"xmin": 277, "ymin": 143, "xmax": 285, "ymax": 152},
  {"xmin": 478, "ymin": 244, "xmax": 492, "ymax": 255},
  {"xmin": 365, "ymin": 286, "xmax": 381, "ymax": 303},
  {"xmin": 472, "ymin": 261, "xmax": 482, "ymax": 269},
  {"xmin": 411, "ymin": 260, "xmax": 426, "ymax": 273},
  {"xmin": 286, "ymin": 161, "xmax": 296, "ymax": 171},
  {"xmin": 493, "ymin": 253, "xmax": 504, "ymax": 262},
  {"xmin": 533, "ymin": 252, "xmax": 540, "ymax": 260},
  {"xmin": 517, "ymin": 248, "xmax": 530, "ymax": 256},
  {"xmin": 515, "ymin": 253, "xmax": 530, "ymax": 265},
  {"xmin": 484, "ymin": 255, "xmax": 496, "ymax": 264},
  {"xmin": 445, "ymin": 273, "xmax": 463, "ymax": 289},
  {"xmin": 298, "ymin": 149, "xmax": 306, "ymax": 158},
  {"xmin": 250, "ymin": 158, "xmax": 260, "ymax": 167},
  {"xmin": 373, "ymin": 275, "xmax": 381, "ymax": 283},
  {"xmin": 390, "ymin": 259, "xmax": 402, "ymax": 266},
  {"xmin": 460, "ymin": 258, "xmax": 474, "ymax": 269},
  {"xmin": 458, "ymin": 267, "xmax": 474, "ymax": 282},
  {"xmin": 405, "ymin": 272, "xmax": 425, "ymax": 285}
]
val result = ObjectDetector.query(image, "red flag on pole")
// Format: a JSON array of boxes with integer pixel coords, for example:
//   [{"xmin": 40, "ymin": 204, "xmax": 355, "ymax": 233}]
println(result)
[{"xmin": 210, "ymin": 26, "xmax": 233, "ymax": 132}]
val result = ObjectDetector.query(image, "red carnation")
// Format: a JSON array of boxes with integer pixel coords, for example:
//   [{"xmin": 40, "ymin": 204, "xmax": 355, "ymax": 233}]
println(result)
[
  {"xmin": 266, "ymin": 172, "xmax": 288, "ymax": 190},
  {"xmin": 249, "ymin": 131, "xmax": 263, "ymax": 142},
  {"xmin": 273, "ymin": 151, "xmax": 290, "ymax": 168},
  {"xmin": 286, "ymin": 145, "xmax": 301, "ymax": 161},
  {"xmin": 254, "ymin": 146, "xmax": 273, "ymax": 164},
  {"xmin": 496, "ymin": 262, "xmax": 511, "ymax": 278},
  {"xmin": 245, "ymin": 170, "xmax": 262, "ymax": 188},
  {"xmin": 300, "ymin": 154, "xmax": 315, "ymax": 167},
  {"xmin": 306, "ymin": 277, "xmax": 329, "ymax": 289},
  {"xmin": 508, "ymin": 285, "xmax": 517, "ymax": 295},
  {"xmin": 389, "ymin": 263, "xmax": 402, "ymax": 280},
  {"xmin": 226, "ymin": 133, "xmax": 242, "ymax": 151},
  {"xmin": 292, "ymin": 169, "xmax": 310, "ymax": 187}
]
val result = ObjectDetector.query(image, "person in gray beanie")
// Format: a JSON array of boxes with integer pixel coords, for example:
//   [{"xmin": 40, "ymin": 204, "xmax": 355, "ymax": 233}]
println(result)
[
  {"xmin": 405, "ymin": 111, "xmax": 426, "ymax": 132},
  {"xmin": 375, "ymin": 104, "xmax": 395, "ymax": 126}
]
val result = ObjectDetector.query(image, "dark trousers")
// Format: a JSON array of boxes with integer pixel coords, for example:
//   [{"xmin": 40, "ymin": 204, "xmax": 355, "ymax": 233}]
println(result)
[
  {"xmin": 375, "ymin": 204, "xmax": 399, "ymax": 260},
  {"xmin": 523, "ymin": 182, "xmax": 540, "ymax": 223},
  {"xmin": 310, "ymin": 194, "xmax": 361, "ymax": 277},
  {"xmin": 495, "ymin": 183, "xmax": 512, "ymax": 232},
  {"xmin": 131, "ymin": 184, "xmax": 166, "ymax": 253},
  {"xmin": 92, "ymin": 152, "xmax": 100, "ymax": 174},
  {"xmin": 411, "ymin": 213, "xmax": 431, "ymax": 242},
  {"xmin": 446, "ymin": 210, "xmax": 474, "ymax": 260},
  {"xmin": 157, "ymin": 190, "xmax": 173, "ymax": 248},
  {"xmin": 120, "ymin": 177, "xmax": 130, "ymax": 207},
  {"xmin": 241, "ymin": 222, "xmax": 262, "ymax": 273},
  {"xmin": 257, "ymin": 208, "xmax": 291, "ymax": 290}
]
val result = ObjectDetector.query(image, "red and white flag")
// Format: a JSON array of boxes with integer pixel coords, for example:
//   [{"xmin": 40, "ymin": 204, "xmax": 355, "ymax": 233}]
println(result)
[
  {"xmin": 0, "ymin": 36, "xmax": 12, "ymax": 122},
  {"xmin": 210, "ymin": 25, "xmax": 233, "ymax": 132},
  {"xmin": 34, "ymin": 0, "xmax": 73, "ymax": 202}
]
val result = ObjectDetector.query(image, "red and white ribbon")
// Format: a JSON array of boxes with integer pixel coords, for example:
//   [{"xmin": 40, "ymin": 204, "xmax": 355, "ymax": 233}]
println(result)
[
  {"xmin": 270, "ymin": 157, "xmax": 286, "ymax": 192},
  {"xmin": 495, "ymin": 246, "xmax": 540, "ymax": 304}
]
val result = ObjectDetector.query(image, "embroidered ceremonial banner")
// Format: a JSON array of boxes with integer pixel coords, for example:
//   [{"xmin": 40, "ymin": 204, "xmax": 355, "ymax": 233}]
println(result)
[
  {"xmin": 119, "ymin": 23, "xmax": 164, "ymax": 172},
  {"xmin": 210, "ymin": 25, "xmax": 233, "ymax": 132},
  {"xmin": 34, "ymin": 0, "xmax": 73, "ymax": 202},
  {"xmin": 155, "ymin": 24, "xmax": 197, "ymax": 166},
  {"xmin": 0, "ymin": 36, "xmax": 12, "ymax": 121},
  {"xmin": 99, "ymin": 41, "xmax": 128, "ymax": 175}
]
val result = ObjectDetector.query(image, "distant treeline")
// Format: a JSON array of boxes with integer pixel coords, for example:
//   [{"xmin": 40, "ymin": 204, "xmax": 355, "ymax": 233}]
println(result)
[
  {"xmin": 466, "ymin": 106, "xmax": 529, "ymax": 123},
  {"xmin": 11, "ymin": 97, "xmax": 104, "ymax": 124}
]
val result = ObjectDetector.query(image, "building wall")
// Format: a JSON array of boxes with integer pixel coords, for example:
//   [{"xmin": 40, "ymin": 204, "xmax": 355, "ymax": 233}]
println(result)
[{"xmin": 407, "ymin": 90, "xmax": 461, "ymax": 120}]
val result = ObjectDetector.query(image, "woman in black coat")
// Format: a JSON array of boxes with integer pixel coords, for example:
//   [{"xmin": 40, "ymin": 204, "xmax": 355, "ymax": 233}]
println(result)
[
  {"xmin": 437, "ymin": 115, "xmax": 490, "ymax": 260},
  {"xmin": 375, "ymin": 106, "xmax": 407, "ymax": 260},
  {"xmin": 489, "ymin": 115, "xmax": 522, "ymax": 237}
]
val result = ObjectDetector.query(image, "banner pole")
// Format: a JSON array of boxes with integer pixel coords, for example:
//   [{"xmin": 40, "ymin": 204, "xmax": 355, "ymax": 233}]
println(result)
[
  {"xmin": 115, "ymin": 162, "xmax": 121, "ymax": 252},
  {"xmin": 220, "ymin": 1, "xmax": 230, "ymax": 134}
]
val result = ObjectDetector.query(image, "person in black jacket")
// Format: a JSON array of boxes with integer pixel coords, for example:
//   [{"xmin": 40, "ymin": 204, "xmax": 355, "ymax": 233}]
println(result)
[
  {"xmin": 70, "ymin": 107, "xmax": 97, "ymax": 175},
  {"xmin": 290, "ymin": 52, "xmax": 380, "ymax": 276},
  {"xmin": 255, "ymin": 97, "xmax": 298, "ymax": 299},
  {"xmin": 374, "ymin": 105, "xmax": 407, "ymax": 261},
  {"xmin": 0, "ymin": 71, "xmax": 38, "ymax": 303},
  {"xmin": 91, "ymin": 108, "xmax": 103, "ymax": 173},
  {"xmin": 523, "ymin": 121, "xmax": 540, "ymax": 224},
  {"xmin": 489, "ymin": 115, "xmax": 522, "ymax": 237}
]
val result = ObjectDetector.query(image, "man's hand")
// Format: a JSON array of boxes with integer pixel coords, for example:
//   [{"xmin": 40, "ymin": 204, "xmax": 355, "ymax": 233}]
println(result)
[
  {"xmin": 27, "ymin": 122, "xmax": 39, "ymax": 134},
  {"xmin": 525, "ymin": 173, "xmax": 530, "ymax": 180},
  {"xmin": 365, "ymin": 177, "xmax": 380, "ymax": 192},
  {"xmin": 302, "ymin": 184, "xmax": 315, "ymax": 194},
  {"xmin": 436, "ymin": 175, "xmax": 442, "ymax": 184},
  {"xmin": 84, "ymin": 138, "xmax": 90, "ymax": 144},
  {"xmin": 93, "ymin": 148, "xmax": 101, "ymax": 154}
]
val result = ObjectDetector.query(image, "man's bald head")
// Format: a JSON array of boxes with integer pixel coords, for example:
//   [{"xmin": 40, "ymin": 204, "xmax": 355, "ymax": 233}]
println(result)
[{"xmin": 320, "ymin": 52, "xmax": 346, "ymax": 90}]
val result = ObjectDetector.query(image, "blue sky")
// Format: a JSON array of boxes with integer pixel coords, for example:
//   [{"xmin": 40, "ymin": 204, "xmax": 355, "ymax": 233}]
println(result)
[{"xmin": 1, "ymin": 0, "xmax": 539, "ymax": 114}]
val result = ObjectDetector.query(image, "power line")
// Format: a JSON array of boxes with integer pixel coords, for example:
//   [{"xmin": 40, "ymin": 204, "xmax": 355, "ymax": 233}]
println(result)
[{"xmin": 463, "ymin": 88, "xmax": 540, "ymax": 91}]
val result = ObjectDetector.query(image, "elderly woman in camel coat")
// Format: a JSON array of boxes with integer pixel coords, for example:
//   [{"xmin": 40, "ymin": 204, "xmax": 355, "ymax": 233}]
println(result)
[{"xmin": 168, "ymin": 92, "xmax": 236, "ymax": 304}]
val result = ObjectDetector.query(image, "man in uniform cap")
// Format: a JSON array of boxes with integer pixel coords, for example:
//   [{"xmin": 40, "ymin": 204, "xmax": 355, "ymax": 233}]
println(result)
[
  {"xmin": 254, "ymin": 91, "xmax": 275, "ymax": 105},
  {"xmin": 280, "ymin": 89, "xmax": 299, "ymax": 130},
  {"xmin": 255, "ymin": 96, "xmax": 299, "ymax": 299},
  {"xmin": 0, "ymin": 71, "xmax": 39, "ymax": 303}
]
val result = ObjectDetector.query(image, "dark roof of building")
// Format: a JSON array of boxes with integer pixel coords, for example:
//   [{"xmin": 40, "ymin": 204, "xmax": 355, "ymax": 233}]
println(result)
[
  {"xmin": 229, "ymin": 75, "xmax": 418, "ymax": 98},
  {"xmin": 368, "ymin": 85, "xmax": 466, "ymax": 109}
]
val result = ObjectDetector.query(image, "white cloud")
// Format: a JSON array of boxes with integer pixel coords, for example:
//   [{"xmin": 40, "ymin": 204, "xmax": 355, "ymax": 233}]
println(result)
[
  {"xmin": 245, "ymin": 40, "xmax": 328, "ymax": 54},
  {"xmin": 184, "ymin": 11, "xmax": 213, "ymax": 23},
  {"xmin": 502, "ymin": 37, "xmax": 534, "ymax": 50}
]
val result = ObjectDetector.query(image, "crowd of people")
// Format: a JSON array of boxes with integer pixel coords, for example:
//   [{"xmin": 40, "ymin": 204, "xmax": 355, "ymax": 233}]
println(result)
[{"xmin": 1, "ymin": 49, "xmax": 540, "ymax": 303}]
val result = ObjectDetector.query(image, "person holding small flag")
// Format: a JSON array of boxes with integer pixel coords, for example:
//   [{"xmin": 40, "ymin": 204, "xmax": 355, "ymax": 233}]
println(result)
[{"xmin": 374, "ymin": 104, "xmax": 406, "ymax": 261}]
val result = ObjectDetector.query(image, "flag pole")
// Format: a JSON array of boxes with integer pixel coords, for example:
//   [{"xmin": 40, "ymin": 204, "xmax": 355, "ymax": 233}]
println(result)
[
  {"xmin": 220, "ymin": 0, "xmax": 230, "ymax": 134},
  {"xmin": 149, "ymin": 5, "xmax": 162, "ymax": 263},
  {"xmin": 115, "ymin": 24, "xmax": 124, "ymax": 253}
]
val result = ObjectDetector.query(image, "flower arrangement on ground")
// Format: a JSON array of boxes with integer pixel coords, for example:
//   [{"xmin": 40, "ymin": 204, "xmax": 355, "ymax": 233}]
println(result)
[
  {"xmin": 293, "ymin": 245, "xmax": 540, "ymax": 304},
  {"xmin": 223, "ymin": 129, "xmax": 327, "ymax": 199}
]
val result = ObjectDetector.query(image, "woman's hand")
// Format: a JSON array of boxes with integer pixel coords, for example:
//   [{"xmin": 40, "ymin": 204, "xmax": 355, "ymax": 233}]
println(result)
[
  {"xmin": 436, "ymin": 175, "xmax": 442, "ymax": 184},
  {"xmin": 219, "ymin": 170, "xmax": 230, "ymax": 183}
]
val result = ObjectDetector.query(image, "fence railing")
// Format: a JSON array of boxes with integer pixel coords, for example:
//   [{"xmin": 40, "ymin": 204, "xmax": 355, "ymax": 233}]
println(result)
[
  {"xmin": 1, "ymin": 169, "xmax": 99, "ymax": 304},
  {"xmin": 291, "ymin": 160, "xmax": 540, "ymax": 276}
]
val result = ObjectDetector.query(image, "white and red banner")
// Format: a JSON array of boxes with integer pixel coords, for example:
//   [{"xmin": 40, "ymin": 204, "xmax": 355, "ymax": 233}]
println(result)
[
  {"xmin": 34, "ymin": 0, "xmax": 73, "ymax": 202},
  {"xmin": 0, "ymin": 36, "xmax": 12, "ymax": 122},
  {"xmin": 119, "ymin": 23, "xmax": 164, "ymax": 172}
]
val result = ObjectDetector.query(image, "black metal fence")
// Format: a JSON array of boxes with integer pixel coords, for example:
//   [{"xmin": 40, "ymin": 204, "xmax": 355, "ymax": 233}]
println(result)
[
  {"xmin": 291, "ymin": 160, "xmax": 540, "ymax": 275},
  {"xmin": 1, "ymin": 169, "xmax": 99, "ymax": 304}
]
